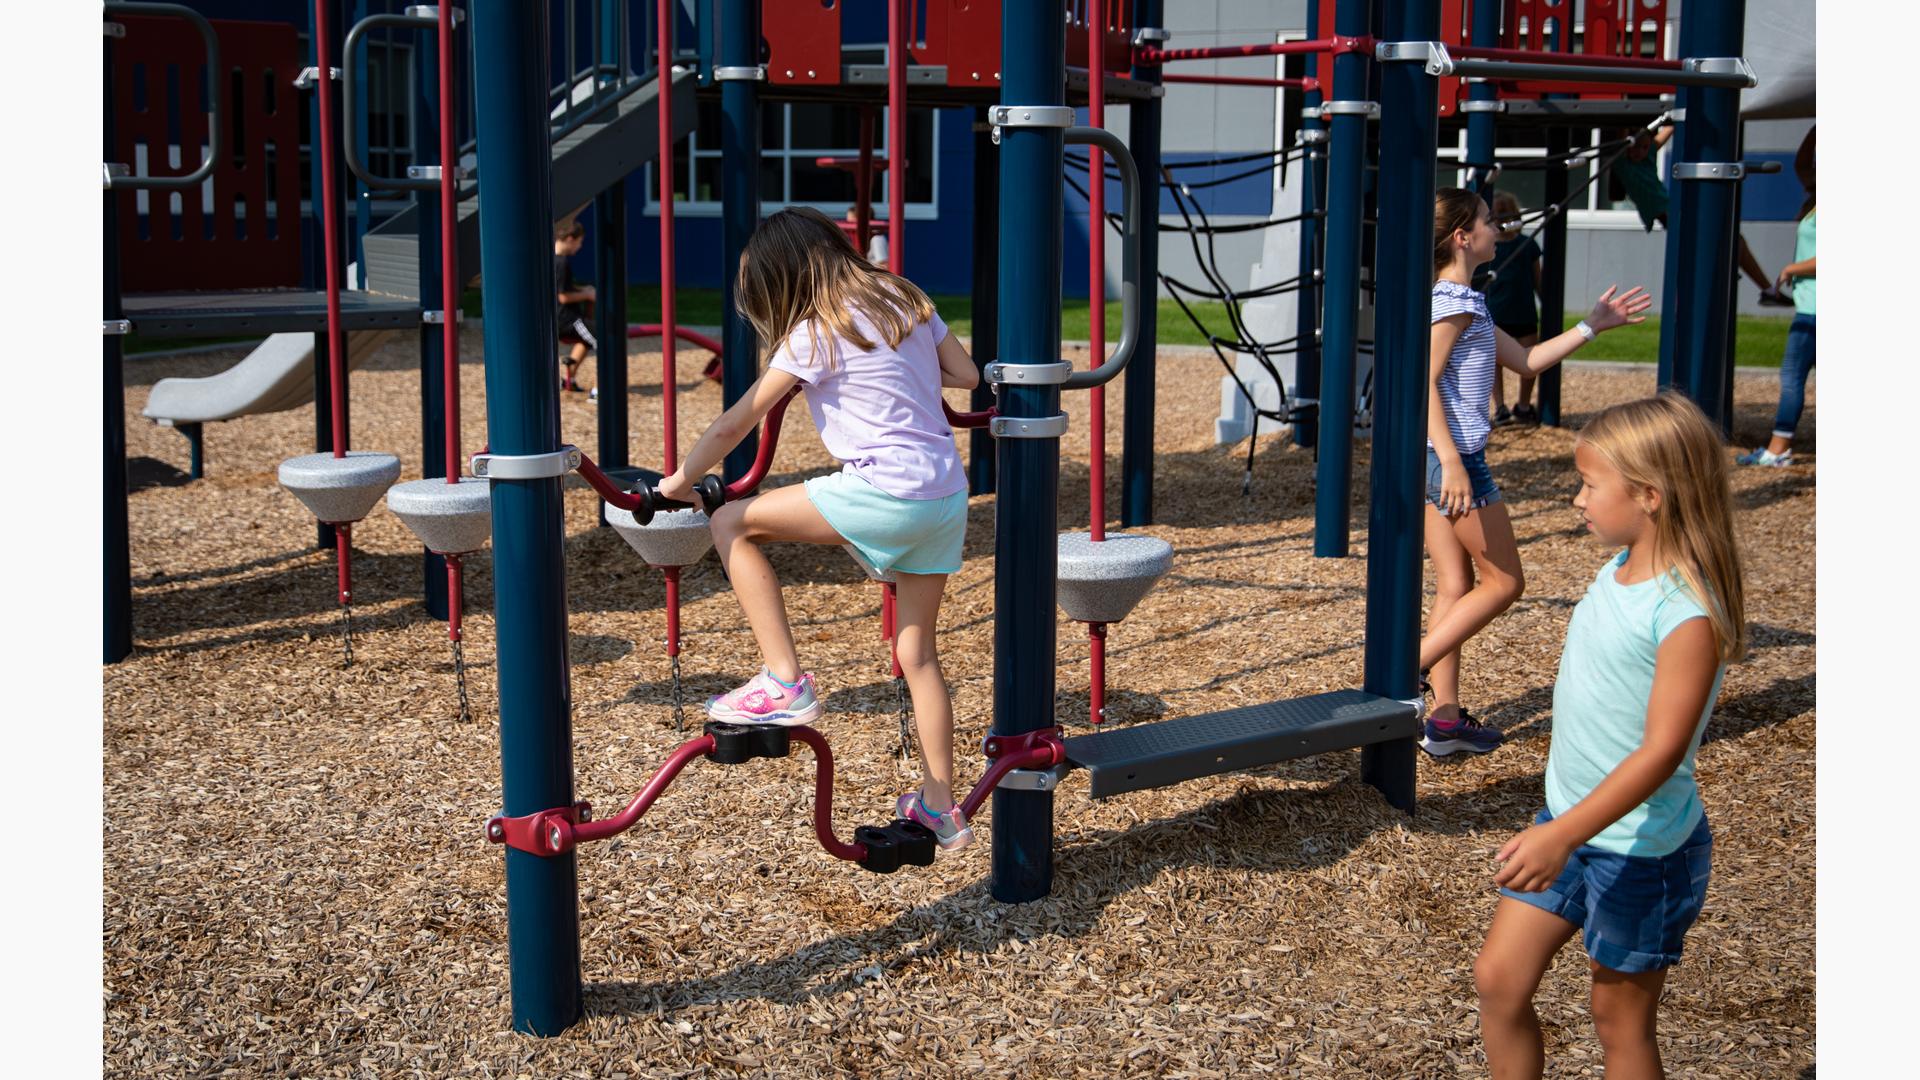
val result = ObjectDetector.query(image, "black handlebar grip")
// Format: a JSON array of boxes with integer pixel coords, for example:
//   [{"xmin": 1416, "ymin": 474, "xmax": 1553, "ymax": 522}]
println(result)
[{"xmin": 694, "ymin": 474, "xmax": 727, "ymax": 515}]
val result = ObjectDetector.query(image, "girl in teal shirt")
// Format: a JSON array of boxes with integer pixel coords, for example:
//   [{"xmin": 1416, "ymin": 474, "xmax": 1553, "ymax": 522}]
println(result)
[{"xmin": 1476, "ymin": 394, "xmax": 1746, "ymax": 1080}]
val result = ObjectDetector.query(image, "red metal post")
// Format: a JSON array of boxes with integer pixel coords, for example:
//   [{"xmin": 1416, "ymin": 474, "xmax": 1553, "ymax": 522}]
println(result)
[
  {"xmin": 658, "ymin": 0, "xmax": 678, "ymax": 472},
  {"xmin": 1088, "ymin": 2, "xmax": 1106, "ymax": 543},
  {"xmin": 335, "ymin": 522, "xmax": 353, "ymax": 603},
  {"xmin": 786, "ymin": 726, "xmax": 871, "ymax": 863},
  {"xmin": 313, "ymin": 0, "xmax": 347, "ymax": 458},
  {"xmin": 663, "ymin": 566, "xmax": 681, "ymax": 656},
  {"xmin": 1089, "ymin": 620, "xmax": 1106, "ymax": 725},
  {"xmin": 446, "ymin": 553, "xmax": 464, "ymax": 641}
]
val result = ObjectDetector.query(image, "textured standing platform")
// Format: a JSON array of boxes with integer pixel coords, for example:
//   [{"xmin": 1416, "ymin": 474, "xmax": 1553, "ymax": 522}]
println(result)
[
  {"xmin": 277, "ymin": 451, "xmax": 403, "ymax": 525},
  {"xmin": 605, "ymin": 507, "xmax": 713, "ymax": 568},
  {"xmin": 1056, "ymin": 531, "xmax": 1174, "ymax": 624},
  {"xmin": 1061, "ymin": 689, "xmax": 1420, "ymax": 799},
  {"xmin": 385, "ymin": 477, "xmax": 492, "ymax": 555}
]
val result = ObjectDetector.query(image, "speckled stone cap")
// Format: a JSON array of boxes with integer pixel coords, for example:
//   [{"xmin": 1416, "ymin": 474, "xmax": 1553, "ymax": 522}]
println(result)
[
  {"xmin": 385, "ymin": 476, "xmax": 492, "ymax": 554},
  {"xmin": 605, "ymin": 506, "xmax": 714, "ymax": 567},
  {"xmin": 278, "ymin": 451, "xmax": 403, "ymax": 524},
  {"xmin": 1055, "ymin": 531, "xmax": 1174, "ymax": 624}
]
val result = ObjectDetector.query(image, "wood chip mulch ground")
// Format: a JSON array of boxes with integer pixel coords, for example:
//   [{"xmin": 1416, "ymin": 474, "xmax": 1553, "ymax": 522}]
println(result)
[{"xmin": 106, "ymin": 331, "xmax": 1814, "ymax": 1077}]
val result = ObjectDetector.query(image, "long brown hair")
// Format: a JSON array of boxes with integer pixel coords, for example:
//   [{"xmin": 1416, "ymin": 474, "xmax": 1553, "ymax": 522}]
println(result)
[
  {"xmin": 1433, "ymin": 186, "xmax": 1483, "ymax": 274},
  {"xmin": 1577, "ymin": 394, "xmax": 1748, "ymax": 663},
  {"xmin": 735, "ymin": 206, "xmax": 936, "ymax": 371}
]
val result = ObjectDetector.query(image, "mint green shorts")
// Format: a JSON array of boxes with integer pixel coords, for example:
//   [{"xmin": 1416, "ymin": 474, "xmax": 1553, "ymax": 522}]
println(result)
[{"xmin": 803, "ymin": 469, "xmax": 968, "ymax": 576}]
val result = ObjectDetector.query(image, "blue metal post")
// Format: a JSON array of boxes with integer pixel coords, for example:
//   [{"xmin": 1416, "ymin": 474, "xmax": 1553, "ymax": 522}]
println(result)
[
  {"xmin": 1658, "ymin": 0, "xmax": 1746, "ymax": 434},
  {"xmin": 990, "ymin": 0, "xmax": 1064, "ymax": 904},
  {"xmin": 105, "ymin": 32, "xmax": 133, "ymax": 665},
  {"xmin": 1360, "ymin": 0, "xmax": 1435, "ymax": 815},
  {"xmin": 1537, "ymin": 127, "xmax": 1570, "ymax": 427},
  {"xmin": 1313, "ymin": 0, "xmax": 1372, "ymax": 557},
  {"xmin": 1292, "ymin": 0, "xmax": 1324, "ymax": 450},
  {"xmin": 417, "ymin": 8, "xmax": 450, "ymax": 620},
  {"xmin": 967, "ymin": 109, "xmax": 998, "ymax": 496},
  {"xmin": 594, "ymin": 0, "xmax": 630, "ymax": 523},
  {"xmin": 717, "ymin": 0, "xmax": 760, "ymax": 481},
  {"xmin": 471, "ymin": 0, "xmax": 583, "ymax": 1037},
  {"xmin": 1120, "ymin": 0, "xmax": 1162, "ymax": 526},
  {"xmin": 1464, "ymin": 0, "xmax": 1497, "ymax": 199}
]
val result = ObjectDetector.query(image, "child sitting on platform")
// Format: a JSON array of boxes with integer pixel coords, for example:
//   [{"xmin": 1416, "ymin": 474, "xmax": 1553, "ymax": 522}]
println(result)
[{"xmin": 655, "ymin": 207, "xmax": 981, "ymax": 851}]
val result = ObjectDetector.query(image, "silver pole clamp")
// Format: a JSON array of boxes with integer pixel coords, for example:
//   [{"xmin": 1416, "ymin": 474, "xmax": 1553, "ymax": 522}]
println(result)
[
  {"xmin": 1673, "ymin": 162, "xmax": 1746, "ymax": 181},
  {"xmin": 1459, "ymin": 99, "xmax": 1505, "ymax": 113},
  {"xmin": 1298, "ymin": 129, "xmax": 1328, "ymax": 144},
  {"xmin": 422, "ymin": 309, "xmax": 466, "ymax": 325},
  {"xmin": 1132, "ymin": 27, "xmax": 1171, "ymax": 46},
  {"xmin": 1669, "ymin": 107, "xmax": 1687, "ymax": 122},
  {"xmin": 986, "ymin": 361, "xmax": 1074, "ymax": 386},
  {"xmin": 402, "ymin": 5, "xmax": 465, "ymax": 24},
  {"xmin": 998, "ymin": 764, "xmax": 1071, "ymax": 792},
  {"xmin": 102, "ymin": 319, "xmax": 132, "ymax": 335},
  {"xmin": 1684, "ymin": 56, "xmax": 1758, "ymax": 87},
  {"xmin": 103, "ymin": 21, "xmax": 126, "ymax": 37},
  {"xmin": 408, "ymin": 165, "xmax": 474, "ymax": 181},
  {"xmin": 712, "ymin": 65, "xmax": 766, "ymax": 82},
  {"xmin": 294, "ymin": 66, "xmax": 341, "ymax": 89},
  {"xmin": 1375, "ymin": 40, "xmax": 1454, "ymax": 75},
  {"xmin": 990, "ymin": 415, "xmax": 1070, "ymax": 440},
  {"xmin": 1318, "ymin": 100, "xmax": 1381, "ymax": 119},
  {"xmin": 471, "ymin": 445, "xmax": 583, "ymax": 480},
  {"xmin": 989, "ymin": 104, "xmax": 1076, "ymax": 145},
  {"xmin": 1399, "ymin": 696, "xmax": 1428, "ymax": 723},
  {"xmin": 102, "ymin": 163, "xmax": 130, "ymax": 189}
]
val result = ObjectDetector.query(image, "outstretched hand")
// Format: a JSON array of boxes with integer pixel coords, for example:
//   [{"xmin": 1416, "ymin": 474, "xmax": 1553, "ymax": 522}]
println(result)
[{"xmin": 1586, "ymin": 285, "xmax": 1653, "ymax": 333}]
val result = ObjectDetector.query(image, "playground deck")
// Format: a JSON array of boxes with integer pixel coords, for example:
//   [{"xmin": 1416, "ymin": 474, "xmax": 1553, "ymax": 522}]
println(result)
[{"xmin": 105, "ymin": 335, "xmax": 1815, "ymax": 1077}]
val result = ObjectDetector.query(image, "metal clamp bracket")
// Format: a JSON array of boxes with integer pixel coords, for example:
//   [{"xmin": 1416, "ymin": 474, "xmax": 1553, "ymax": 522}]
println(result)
[
  {"xmin": 1672, "ymin": 161, "xmax": 1745, "ymax": 181},
  {"xmin": 998, "ymin": 764, "xmax": 1070, "ymax": 793},
  {"xmin": 1668, "ymin": 107, "xmax": 1686, "ymax": 122},
  {"xmin": 1297, "ymin": 129, "xmax": 1328, "ymax": 144},
  {"xmin": 1375, "ymin": 39, "xmax": 1453, "ymax": 75},
  {"xmin": 102, "ymin": 163, "xmax": 130, "ymax": 189},
  {"xmin": 990, "ymin": 415, "xmax": 1070, "ymax": 440},
  {"xmin": 471, "ymin": 445, "xmax": 583, "ymax": 480},
  {"xmin": 103, "ymin": 21, "xmax": 126, "ymax": 37},
  {"xmin": 422, "ymin": 309, "xmax": 466, "ymax": 325},
  {"xmin": 402, "ymin": 4, "xmax": 465, "ymax": 23},
  {"xmin": 1459, "ymin": 99, "xmax": 1505, "ymax": 114},
  {"xmin": 1132, "ymin": 27, "xmax": 1171, "ymax": 46},
  {"xmin": 407, "ymin": 164, "xmax": 474, "ymax": 181},
  {"xmin": 103, "ymin": 319, "xmax": 132, "ymax": 335},
  {"xmin": 294, "ymin": 66, "xmax": 341, "ymax": 89},
  {"xmin": 989, "ymin": 104, "xmax": 1076, "ymax": 145},
  {"xmin": 1684, "ymin": 56, "xmax": 1758, "ymax": 86},
  {"xmin": 1318, "ymin": 100, "xmax": 1381, "ymax": 119},
  {"xmin": 986, "ymin": 361, "xmax": 1074, "ymax": 386},
  {"xmin": 712, "ymin": 65, "xmax": 766, "ymax": 82}
]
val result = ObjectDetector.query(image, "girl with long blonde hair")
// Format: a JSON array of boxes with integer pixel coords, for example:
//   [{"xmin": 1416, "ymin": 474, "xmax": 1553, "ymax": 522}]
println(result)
[
  {"xmin": 657, "ymin": 207, "xmax": 983, "ymax": 851},
  {"xmin": 1476, "ymin": 393, "xmax": 1745, "ymax": 1079}
]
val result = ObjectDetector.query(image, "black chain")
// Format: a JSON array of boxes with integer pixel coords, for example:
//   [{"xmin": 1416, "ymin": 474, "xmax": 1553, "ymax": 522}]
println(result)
[{"xmin": 451, "ymin": 638, "xmax": 473, "ymax": 724}]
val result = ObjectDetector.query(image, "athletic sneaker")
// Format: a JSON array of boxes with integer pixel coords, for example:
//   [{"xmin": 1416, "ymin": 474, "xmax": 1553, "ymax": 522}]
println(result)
[
  {"xmin": 1421, "ymin": 708, "xmax": 1504, "ymax": 757},
  {"xmin": 1757, "ymin": 285, "xmax": 1793, "ymax": 308},
  {"xmin": 1492, "ymin": 404, "xmax": 1514, "ymax": 427},
  {"xmin": 896, "ymin": 791, "xmax": 975, "ymax": 850},
  {"xmin": 1736, "ymin": 447, "xmax": 1793, "ymax": 467},
  {"xmin": 706, "ymin": 668, "xmax": 823, "ymax": 726},
  {"xmin": 1511, "ymin": 404, "xmax": 1540, "ymax": 426}
]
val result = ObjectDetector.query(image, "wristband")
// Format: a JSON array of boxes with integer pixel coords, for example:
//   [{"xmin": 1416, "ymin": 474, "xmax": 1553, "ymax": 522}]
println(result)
[{"xmin": 1574, "ymin": 320, "xmax": 1597, "ymax": 342}]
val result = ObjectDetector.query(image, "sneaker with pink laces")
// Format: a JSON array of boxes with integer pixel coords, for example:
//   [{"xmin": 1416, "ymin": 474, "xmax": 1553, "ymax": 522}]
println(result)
[
  {"xmin": 896, "ymin": 791, "xmax": 974, "ymax": 850},
  {"xmin": 706, "ymin": 668, "xmax": 823, "ymax": 726}
]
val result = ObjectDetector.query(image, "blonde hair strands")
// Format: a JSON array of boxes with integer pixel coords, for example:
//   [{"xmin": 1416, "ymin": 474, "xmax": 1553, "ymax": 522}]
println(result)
[{"xmin": 735, "ymin": 207, "xmax": 936, "ymax": 372}]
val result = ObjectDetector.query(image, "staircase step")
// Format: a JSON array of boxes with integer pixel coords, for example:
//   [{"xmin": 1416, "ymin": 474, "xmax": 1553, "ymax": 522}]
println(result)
[{"xmin": 1060, "ymin": 689, "xmax": 1420, "ymax": 799}]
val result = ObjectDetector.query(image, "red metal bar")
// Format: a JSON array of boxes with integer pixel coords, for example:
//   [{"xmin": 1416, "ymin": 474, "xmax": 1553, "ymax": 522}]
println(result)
[
  {"xmin": 446, "ymin": 554, "xmax": 463, "ymax": 641},
  {"xmin": 663, "ymin": 566, "xmax": 681, "ymax": 655},
  {"xmin": 1451, "ymin": 43, "xmax": 1683, "ymax": 72},
  {"xmin": 1089, "ymin": 621, "xmax": 1106, "ymax": 726},
  {"xmin": 957, "ymin": 727, "xmax": 1068, "ymax": 821},
  {"xmin": 658, "ymin": 0, "xmax": 678, "ymax": 473},
  {"xmin": 785, "ymin": 727, "xmax": 870, "ymax": 863},
  {"xmin": 314, "ymin": 0, "xmax": 347, "ymax": 458},
  {"xmin": 627, "ymin": 323, "xmax": 723, "ymax": 356},
  {"xmin": 1089, "ymin": 6, "xmax": 1106, "ymax": 544},
  {"xmin": 886, "ymin": 0, "xmax": 905, "ymax": 275},
  {"xmin": 569, "ymin": 734, "xmax": 717, "ymax": 846},
  {"xmin": 335, "ymin": 521, "xmax": 352, "ymax": 604},
  {"xmin": 574, "ymin": 455, "xmax": 648, "ymax": 513},
  {"xmin": 439, "ymin": 2, "xmax": 459, "ymax": 484},
  {"xmin": 1136, "ymin": 37, "xmax": 1364, "ymax": 65},
  {"xmin": 722, "ymin": 385, "xmax": 799, "ymax": 502},
  {"xmin": 943, "ymin": 401, "xmax": 995, "ymax": 429},
  {"xmin": 1161, "ymin": 73, "xmax": 1319, "ymax": 90}
]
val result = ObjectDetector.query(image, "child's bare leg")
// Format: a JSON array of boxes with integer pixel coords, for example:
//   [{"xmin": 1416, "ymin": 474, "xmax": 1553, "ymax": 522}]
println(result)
[
  {"xmin": 1477, "ymin": 898, "xmax": 1580, "ymax": 1080},
  {"xmin": 1590, "ymin": 963, "xmax": 1669, "ymax": 1080},
  {"xmin": 892, "ymin": 571, "xmax": 955, "ymax": 811},
  {"xmin": 1419, "ymin": 500, "xmax": 1525, "ymax": 672},
  {"xmin": 709, "ymin": 486, "xmax": 847, "ymax": 684},
  {"xmin": 1492, "ymin": 369, "xmax": 1508, "ymax": 412},
  {"xmin": 1423, "ymin": 504, "xmax": 1473, "ymax": 718}
]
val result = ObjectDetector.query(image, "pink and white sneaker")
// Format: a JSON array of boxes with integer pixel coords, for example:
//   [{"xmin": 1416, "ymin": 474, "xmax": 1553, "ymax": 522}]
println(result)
[
  {"xmin": 896, "ymin": 791, "xmax": 975, "ymax": 851},
  {"xmin": 706, "ymin": 668, "xmax": 824, "ymax": 726}
]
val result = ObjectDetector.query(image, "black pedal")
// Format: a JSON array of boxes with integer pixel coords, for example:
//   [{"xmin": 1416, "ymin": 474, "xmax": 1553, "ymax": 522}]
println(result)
[
  {"xmin": 704, "ymin": 721, "xmax": 792, "ymax": 764},
  {"xmin": 855, "ymin": 819, "xmax": 936, "ymax": 874}
]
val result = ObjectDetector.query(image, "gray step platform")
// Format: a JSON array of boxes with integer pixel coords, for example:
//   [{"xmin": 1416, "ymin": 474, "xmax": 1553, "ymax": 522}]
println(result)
[
  {"xmin": 1060, "ymin": 689, "xmax": 1420, "ymax": 799},
  {"xmin": 120, "ymin": 289, "xmax": 421, "ymax": 338}
]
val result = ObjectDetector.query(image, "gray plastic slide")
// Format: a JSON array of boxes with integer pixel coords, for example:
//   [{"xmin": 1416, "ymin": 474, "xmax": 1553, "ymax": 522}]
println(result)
[{"xmin": 142, "ymin": 328, "xmax": 400, "ymax": 425}]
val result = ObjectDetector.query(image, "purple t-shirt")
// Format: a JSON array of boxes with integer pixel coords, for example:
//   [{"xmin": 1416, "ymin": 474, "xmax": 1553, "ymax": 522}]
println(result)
[{"xmin": 769, "ymin": 308, "xmax": 967, "ymax": 500}]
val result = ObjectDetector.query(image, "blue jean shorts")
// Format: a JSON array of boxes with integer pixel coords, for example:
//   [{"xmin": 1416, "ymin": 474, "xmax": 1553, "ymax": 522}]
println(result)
[
  {"xmin": 1500, "ymin": 808, "xmax": 1713, "ymax": 973},
  {"xmin": 1426, "ymin": 446, "xmax": 1503, "ymax": 512},
  {"xmin": 803, "ymin": 469, "xmax": 967, "ymax": 576}
]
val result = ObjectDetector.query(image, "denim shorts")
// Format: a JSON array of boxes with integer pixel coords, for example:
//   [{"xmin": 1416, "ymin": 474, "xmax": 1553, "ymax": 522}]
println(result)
[
  {"xmin": 803, "ymin": 469, "xmax": 967, "ymax": 576},
  {"xmin": 1500, "ymin": 807, "xmax": 1713, "ymax": 974},
  {"xmin": 1425, "ymin": 446, "xmax": 1503, "ymax": 512}
]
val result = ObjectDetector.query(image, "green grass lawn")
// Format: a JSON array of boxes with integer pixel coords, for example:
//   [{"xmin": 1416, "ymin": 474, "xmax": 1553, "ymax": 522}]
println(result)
[{"xmin": 462, "ymin": 284, "xmax": 1793, "ymax": 366}]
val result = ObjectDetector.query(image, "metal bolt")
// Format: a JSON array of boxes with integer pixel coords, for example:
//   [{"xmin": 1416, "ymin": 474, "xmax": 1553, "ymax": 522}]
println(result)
[
  {"xmin": 549, "ymin": 825, "xmax": 564, "ymax": 851},
  {"xmin": 785, "ymin": 69, "xmax": 794, "ymax": 78},
  {"xmin": 806, "ymin": 69, "xmax": 816, "ymax": 79},
  {"xmin": 488, "ymin": 821, "xmax": 503, "ymax": 840}
]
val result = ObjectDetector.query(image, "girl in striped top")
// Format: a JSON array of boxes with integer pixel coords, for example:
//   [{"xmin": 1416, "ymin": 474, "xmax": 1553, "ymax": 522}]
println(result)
[{"xmin": 1419, "ymin": 188, "xmax": 1652, "ymax": 758}]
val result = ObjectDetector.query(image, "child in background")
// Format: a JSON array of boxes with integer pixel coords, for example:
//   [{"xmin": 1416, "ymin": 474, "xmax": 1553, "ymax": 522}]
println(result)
[
  {"xmin": 1421, "ymin": 188, "xmax": 1650, "ymax": 757},
  {"xmin": 1475, "ymin": 393, "xmax": 1743, "ymax": 1079},
  {"xmin": 554, "ymin": 220, "xmax": 596, "ymax": 393},
  {"xmin": 655, "ymin": 207, "xmax": 982, "ymax": 851},
  {"xmin": 1483, "ymin": 191, "xmax": 1543, "ymax": 427}
]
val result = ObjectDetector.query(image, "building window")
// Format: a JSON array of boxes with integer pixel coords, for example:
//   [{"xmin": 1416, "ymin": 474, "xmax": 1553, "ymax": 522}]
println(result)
[{"xmin": 648, "ymin": 100, "xmax": 939, "ymax": 219}]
